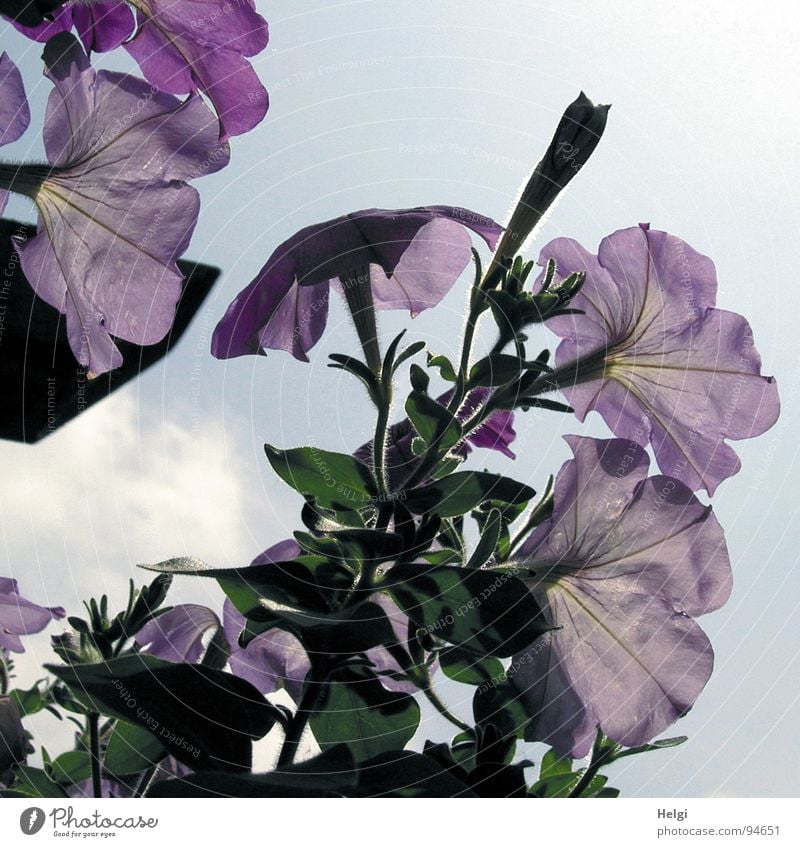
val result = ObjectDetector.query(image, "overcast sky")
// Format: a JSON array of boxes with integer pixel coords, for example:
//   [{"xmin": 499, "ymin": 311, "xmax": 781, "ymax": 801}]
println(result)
[{"xmin": 1, "ymin": 0, "xmax": 799, "ymax": 797}]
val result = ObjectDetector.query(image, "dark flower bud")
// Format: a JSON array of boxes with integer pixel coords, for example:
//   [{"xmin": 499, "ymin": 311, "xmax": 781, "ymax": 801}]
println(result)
[{"xmin": 491, "ymin": 93, "xmax": 610, "ymax": 271}]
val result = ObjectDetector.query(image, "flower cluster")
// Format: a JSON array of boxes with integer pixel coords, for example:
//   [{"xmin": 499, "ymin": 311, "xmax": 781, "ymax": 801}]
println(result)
[{"xmin": 0, "ymin": 0, "xmax": 270, "ymax": 375}]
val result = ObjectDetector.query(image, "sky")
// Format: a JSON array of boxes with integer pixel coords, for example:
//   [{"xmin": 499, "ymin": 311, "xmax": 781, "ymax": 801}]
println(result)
[{"xmin": 1, "ymin": 0, "xmax": 799, "ymax": 797}]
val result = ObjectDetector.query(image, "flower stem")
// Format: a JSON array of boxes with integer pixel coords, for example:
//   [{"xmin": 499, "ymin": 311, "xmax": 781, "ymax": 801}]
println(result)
[
  {"xmin": 277, "ymin": 659, "xmax": 329, "ymax": 768},
  {"xmin": 133, "ymin": 764, "xmax": 159, "ymax": 798},
  {"xmin": 88, "ymin": 712, "xmax": 103, "ymax": 799},
  {"xmin": 0, "ymin": 162, "xmax": 49, "ymax": 199},
  {"xmin": 340, "ymin": 267, "xmax": 381, "ymax": 373},
  {"xmin": 372, "ymin": 380, "xmax": 392, "ymax": 507},
  {"xmin": 422, "ymin": 678, "xmax": 471, "ymax": 733}
]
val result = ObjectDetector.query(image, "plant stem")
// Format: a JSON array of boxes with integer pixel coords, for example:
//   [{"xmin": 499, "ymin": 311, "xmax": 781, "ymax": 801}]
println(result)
[
  {"xmin": 277, "ymin": 659, "xmax": 329, "ymax": 768},
  {"xmin": 133, "ymin": 764, "xmax": 159, "ymax": 798},
  {"xmin": 372, "ymin": 380, "xmax": 392, "ymax": 505},
  {"xmin": 422, "ymin": 680, "xmax": 471, "ymax": 733},
  {"xmin": 88, "ymin": 713, "xmax": 103, "ymax": 799}
]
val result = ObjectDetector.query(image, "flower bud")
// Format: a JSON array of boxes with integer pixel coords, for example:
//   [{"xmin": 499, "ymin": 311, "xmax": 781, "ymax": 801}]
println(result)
[{"xmin": 490, "ymin": 93, "xmax": 610, "ymax": 272}]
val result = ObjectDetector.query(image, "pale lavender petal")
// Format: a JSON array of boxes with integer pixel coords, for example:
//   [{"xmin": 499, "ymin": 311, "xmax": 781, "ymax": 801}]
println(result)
[
  {"xmin": 527, "ymin": 584, "xmax": 715, "ymax": 755},
  {"xmin": 359, "ymin": 219, "xmax": 473, "ymax": 316},
  {"xmin": 224, "ymin": 539, "xmax": 308, "ymax": 700},
  {"xmin": 223, "ymin": 602, "xmax": 308, "ymax": 702},
  {"xmin": 136, "ymin": 604, "xmax": 222, "ymax": 664},
  {"xmin": 510, "ymin": 631, "xmax": 596, "ymax": 757},
  {"xmin": 540, "ymin": 225, "xmax": 779, "ymax": 493},
  {"xmin": 0, "ymin": 53, "xmax": 30, "ymax": 147},
  {"xmin": 511, "ymin": 436, "xmax": 731, "ymax": 754},
  {"xmin": 251, "ymin": 539, "xmax": 303, "ymax": 566},
  {"xmin": 20, "ymin": 33, "xmax": 229, "ymax": 376}
]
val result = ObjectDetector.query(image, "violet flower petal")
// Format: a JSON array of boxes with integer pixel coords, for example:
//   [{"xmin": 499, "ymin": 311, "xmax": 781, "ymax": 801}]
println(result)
[
  {"xmin": 212, "ymin": 207, "xmax": 502, "ymax": 362},
  {"xmin": 510, "ymin": 436, "xmax": 731, "ymax": 756},
  {"xmin": 0, "ymin": 51, "xmax": 30, "ymax": 215},
  {"xmin": 136, "ymin": 604, "xmax": 222, "ymax": 664},
  {"xmin": 539, "ymin": 225, "xmax": 780, "ymax": 493},
  {"xmin": 9, "ymin": 2, "xmax": 134, "ymax": 53},
  {"xmin": 125, "ymin": 1, "xmax": 269, "ymax": 140},
  {"xmin": 16, "ymin": 33, "xmax": 228, "ymax": 376},
  {"xmin": 0, "ymin": 577, "xmax": 65, "ymax": 654},
  {"xmin": 341, "ymin": 218, "xmax": 474, "ymax": 317},
  {"xmin": 0, "ymin": 52, "xmax": 30, "ymax": 147}
]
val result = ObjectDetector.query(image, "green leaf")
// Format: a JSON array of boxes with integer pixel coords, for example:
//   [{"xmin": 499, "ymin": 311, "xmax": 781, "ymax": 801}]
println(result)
[
  {"xmin": 392, "ymin": 340, "xmax": 427, "ymax": 373},
  {"xmin": 46, "ymin": 655, "xmax": 280, "ymax": 772},
  {"xmin": 104, "ymin": 721, "xmax": 167, "ymax": 777},
  {"xmin": 539, "ymin": 747, "xmax": 573, "ymax": 780},
  {"xmin": 409, "ymin": 363, "xmax": 430, "ymax": 393},
  {"xmin": 440, "ymin": 647, "xmax": 505, "ymax": 686},
  {"xmin": 142, "ymin": 557, "xmax": 352, "ymax": 629},
  {"xmin": 8, "ymin": 766, "xmax": 69, "ymax": 798},
  {"xmin": 348, "ymin": 751, "xmax": 476, "ymax": 797},
  {"xmin": 50, "ymin": 751, "xmax": 92, "ymax": 786},
  {"xmin": 469, "ymin": 354, "xmax": 550, "ymax": 387},
  {"xmin": 466, "ymin": 508, "xmax": 503, "ymax": 568},
  {"xmin": 9, "ymin": 681, "xmax": 47, "ymax": 717},
  {"xmin": 149, "ymin": 746, "xmax": 358, "ymax": 798},
  {"xmin": 404, "ymin": 472, "xmax": 535, "ymax": 518},
  {"xmin": 385, "ymin": 564, "xmax": 549, "ymax": 657},
  {"xmin": 613, "ymin": 735, "xmax": 688, "ymax": 760},
  {"xmin": 405, "ymin": 391, "xmax": 462, "ymax": 451},
  {"xmin": 427, "ymin": 353, "xmax": 457, "ymax": 381},
  {"xmin": 310, "ymin": 666, "xmax": 420, "ymax": 763},
  {"xmin": 265, "ymin": 445, "xmax": 378, "ymax": 510}
]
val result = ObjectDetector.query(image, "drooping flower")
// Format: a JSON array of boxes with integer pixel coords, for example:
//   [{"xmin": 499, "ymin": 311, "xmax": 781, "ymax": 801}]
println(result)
[
  {"xmin": 5, "ymin": 0, "xmax": 269, "ymax": 139},
  {"xmin": 0, "ymin": 52, "xmax": 30, "ymax": 215},
  {"xmin": 211, "ymin": 207, "xmax": 503, "ymax": 362},
  {"xmin": 136, "ymin": 604, "xmax": 224, "ymax": 663},
  {"xmin": 508, "ymin": 435, "xmax": 731, "ymax": 757},
  {"xmin": 9, "ymin": 1, "xmax": 135, "ymax": 54},
  {"xmin": 534, "ymin": 224, "xmax": 780, "ymax": 494},
  {"xmin": 0, "ymin": 577, "xmax": 65, "ymax": 653},
  {"xmin": 0, "ymin": 33, "xmax": 229, "ymax": 376},
  {"xmin": 223, "ymin": 540, "xmax": 425, "ymax": 699},
  {"xmin": 355, "ymin": 387, "xmax": 517, "ymax": 491}
]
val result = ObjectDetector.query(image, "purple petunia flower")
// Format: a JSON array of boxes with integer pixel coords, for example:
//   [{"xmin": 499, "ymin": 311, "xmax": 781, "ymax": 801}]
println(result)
[
  {"xmin": 508, "ymin": 435, "xmax": 731, "ymax": 757},
  {"xmin": 9, "ymin": 1, "xmax": 135, "ymax": 54},
  {"xmin": 0, "ymin": 577, "xmax": 65, "ymax": 653},
  {"xmin": 355, "ymin": 387, "xmax": 517, "ymax": 491},
  {"xmin": 211, "ymin": 207, "xmax": 503, "ymax": 362},
  {"xmin": 136, "ymin": 604, "xmax": 224, "ymax": 663},
  {"xmin": 6, "ymin": 0, "xmax": 269, "ymax": 140},
  {"xmin": 536, "ymin": 224, "xmax": 780, "ymax": 494},
  {"xmin": 0, "ymin": 52, "xmax": 30, "ymax": 215},
  {"xmin": 0, "ymin": 33, "xmax": 229, "ymax": 376}
]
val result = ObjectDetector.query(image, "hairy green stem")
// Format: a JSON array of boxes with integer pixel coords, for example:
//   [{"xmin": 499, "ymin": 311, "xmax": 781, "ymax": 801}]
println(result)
[{"xmin": 422, "ymin": 680, "xmax": 471, "ymax": 733}]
